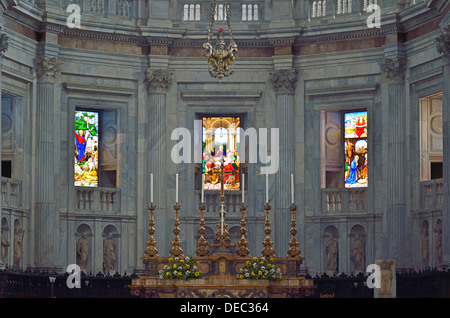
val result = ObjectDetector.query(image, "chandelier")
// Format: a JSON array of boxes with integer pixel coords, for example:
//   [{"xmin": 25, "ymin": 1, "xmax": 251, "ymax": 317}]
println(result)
[{"xmin": 203, "ymin": 0, "xmax": 238, "ymax": 80}]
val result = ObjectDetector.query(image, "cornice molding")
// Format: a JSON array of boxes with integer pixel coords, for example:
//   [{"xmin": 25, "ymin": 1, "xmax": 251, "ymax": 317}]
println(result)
[
  {"xmin": 306, "ymin": 84, "xmax": 378, "ymax": 97},
  {"xmin": 64, "ymin": 82, "xmax": 135, "ymax": 96},
  {"xmin": 62, "ymin": 28, "xmax": 147, "ymax": 45}
]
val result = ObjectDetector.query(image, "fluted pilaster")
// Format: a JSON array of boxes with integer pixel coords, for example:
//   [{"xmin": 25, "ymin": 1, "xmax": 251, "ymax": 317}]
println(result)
[
  {"xmin": 34, "ymin": 55, "xmax": 63, "ymax": 269},
  {"xmin": 0, "ymin": 29, "xmax": 8, "ymax": 268},
  {"xmin": 380, "ymin": 56, "xmax": 407, "ymax": 268},
  {"xmin": 436, "ymin": 26, "xmax": 450, "ymax": 267},
  {"xmin": 270, "ymin": 69, "xmax": 297, "ymax": 257},
  {"xmin": 145, "ymin": 68, "xmax": 173, "ymax": 256}
]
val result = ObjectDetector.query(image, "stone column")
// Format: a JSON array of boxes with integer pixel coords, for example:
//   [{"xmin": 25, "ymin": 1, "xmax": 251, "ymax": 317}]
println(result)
[
  {"xmin": 380, "ymin": 56, "xmax": 407, "ymax": 269},
  {"xmin": 435, "ymin": 26, "xmax": 450, "ymax": 267},
  {"xmin": 0, "ymin": 29, "xmax": 8, "ymax": 269},
  {"xmin": 270, "ymin": 69, "xmax": 297, "ymax": 257},
  {"xmin": 34, "ymin": 56, "xmax": 63, "ymax": 270},
  {"xmin": 144, "ymin": 68, "xmax": 173, "ymax": 256}
]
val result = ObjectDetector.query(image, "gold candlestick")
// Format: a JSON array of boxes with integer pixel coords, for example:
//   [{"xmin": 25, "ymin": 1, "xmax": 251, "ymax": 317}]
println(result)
[
  {"xmin": 261, "ymin": 202, "xmax": 275, "ymax": 258},
  {"xmin": 287, "ymin": 203, "xmax": 301, "ymax": 258},
  {"xmin": 169, "ymin": 202, "xmax": 184, "ymax": 257},
  {"xmin": 236, "ymin": 202, "xmax": 250, "ymax": 257},
  {"xmin": 196, "ymin": 202, "xmax": 209, "ymax": 257},
  {"xmin": 144, "ymin": 202, "xmax": 158, "ymax": 257}
]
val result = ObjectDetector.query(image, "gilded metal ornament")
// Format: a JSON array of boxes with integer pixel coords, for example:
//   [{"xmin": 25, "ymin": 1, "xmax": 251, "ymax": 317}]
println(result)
[
  {"xmin": 196, "ymin": 203, "xmax": 209, "ymax": 257},
  {"xmin": 203, "ymin": 0, "xmax": 238, "ymax": 79},
  {"xmin": 145, "ymin": 202, "xmax": 159, "ymax": 257},
  {"xmin": 287, "ymin": 204, "xmax": 301, "ymax": 258},
  {"xmin": 170, "ymin": 202, "xmax": 184, "ymax": 257},
  {"xmin": 261, "ymin": 203, "xmax": 275, "ymax": 258},
  {"xmin": 236, "ymin": 202, "xmax": 250, "ymax": 257}
]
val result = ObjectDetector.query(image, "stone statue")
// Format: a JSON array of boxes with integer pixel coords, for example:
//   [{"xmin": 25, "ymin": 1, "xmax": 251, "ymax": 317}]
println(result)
[
  {"xmin": 436, "ymin": 224, "xmax": 442, "ymax": 268},
  {"xmin": 351, "ymin": 233, "xmax": 365, "ymax": 272},
  {"xmin": 103, "ymin": 233, "xmax": 116, "ymax": 273},
  {"xmin": 1, "ymin": 228, "xmax": 9, "ymax": 262},
  {"xmin": 13, "ymin": 228, "xmax": 23, "ymax": 267},
  {"xmin": 325, "ymin": 233, "xmax": 338, "ymax": 273},
  {"xmin": 422, "ymin": 228, "xmax": 429, "ymax": 268},
  {"xmin": 77, "ymin": 233, "xmax": 89, "ymax": 272}
]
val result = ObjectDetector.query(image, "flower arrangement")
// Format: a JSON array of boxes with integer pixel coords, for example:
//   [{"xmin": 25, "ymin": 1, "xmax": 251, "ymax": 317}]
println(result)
[
  {"xmin": 239, "ymin": 257, "xmax": 282, "ymax": 281},
  {"xmin": 159, "ymin": 256, "xmax": 202, "ymax": 280}
]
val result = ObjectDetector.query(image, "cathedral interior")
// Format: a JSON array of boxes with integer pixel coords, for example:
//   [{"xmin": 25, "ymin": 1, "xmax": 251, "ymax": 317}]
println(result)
[{"xmin": 0, "ymin": 0, "xmax": 449, "ymax": 298}]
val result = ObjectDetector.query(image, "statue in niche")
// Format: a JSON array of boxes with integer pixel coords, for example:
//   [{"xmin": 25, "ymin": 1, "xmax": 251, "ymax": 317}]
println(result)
[
  {"xmin": 325, "ymin": 233, "xmax": 338, "ymax": 273},
  {"xmin": 13, "ymin": 228, "xmax": 23, "ymax": 267},
  {"xmin": 103, "ymin": 233, "xmax": 116, "ymax": 273},
  {"xmin": 435, "ymin": 224, "xmax": 442, "ymax": 268},
  {"xmin": 77, "ymin": 233, "xmax": 89, "ymax": 273},
  {"xmin": 422, "ymin": 228, "xmax": 429, "ymax": 268},
  {"xmin": 351, "ymin": 233, "xmax": 365, "ymax": 272},
  {"xmin": 1, "ymin": 228, "xmax": 9, "ymax": 262}
]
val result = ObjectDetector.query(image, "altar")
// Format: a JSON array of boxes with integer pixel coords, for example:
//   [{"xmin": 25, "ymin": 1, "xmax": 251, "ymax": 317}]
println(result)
[
  {"xmin": 130, "ymin": 165, "xmax": 316, "ymax": 298},
  {"xmin": 130, "ymin": 255, "xmax": 315, "ymax": 298}
]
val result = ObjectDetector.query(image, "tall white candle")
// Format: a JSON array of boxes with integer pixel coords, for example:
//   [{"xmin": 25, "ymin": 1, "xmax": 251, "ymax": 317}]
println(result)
[
  {"xmin": 265, "ymin": 174, "xmax": 269, "ymax": 203},
  {"xmin": 242, "ymin": 174, "xmax": 245, "ymax": 203},
  {"xmin": 201, "ymin": 174, "xmax": 205, "ymax": 203},
  {"xmin": 151, "ymin": 173, "xmax": 154, "ymax": 203},
  {"xmin": 176, "ymin": 173, "xmax": 178, "ymax": 203},
  {"xmin": 291, "ymin": 174, "xmax": 294, "ymax": 204}
]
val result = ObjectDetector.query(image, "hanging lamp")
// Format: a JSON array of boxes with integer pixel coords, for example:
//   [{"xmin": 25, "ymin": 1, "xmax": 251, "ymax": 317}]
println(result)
[{"xmin": 203, "ymin": 0, "xmax": 238, "ymax": 80}]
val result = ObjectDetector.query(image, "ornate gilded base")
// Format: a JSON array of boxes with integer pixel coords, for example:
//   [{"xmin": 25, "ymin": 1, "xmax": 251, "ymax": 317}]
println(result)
[{"xmin": 130, "ymin": 254, "xmax": 315, "ymax": 298}]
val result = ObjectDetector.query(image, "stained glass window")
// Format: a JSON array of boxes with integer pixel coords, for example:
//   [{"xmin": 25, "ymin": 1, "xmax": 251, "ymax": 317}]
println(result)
[
  {"xmin": 75, "ymin": 111, "xmax": 99, "ymax": 187},
  {"xmin": 344, "ymin": 111, "xmax": 367, "ymax": 188},
  {"xmin": 202, "ymin": 116, "xmax": 240, "ymax": 191}
]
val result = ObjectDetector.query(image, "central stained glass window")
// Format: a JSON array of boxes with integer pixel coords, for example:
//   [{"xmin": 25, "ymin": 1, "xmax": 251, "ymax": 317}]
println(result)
[{"xmin": 202, "ymin": 116, "xmax": 241, "ymax": 191}]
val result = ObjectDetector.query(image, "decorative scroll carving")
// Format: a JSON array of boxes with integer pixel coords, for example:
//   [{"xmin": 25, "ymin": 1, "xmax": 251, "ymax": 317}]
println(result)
[
  {"xmin": 35, "ymin": 56, "xmax": 63, "ymax": 83},
  {"xmin": 436, "ymin": 25, "xmax": 450, "ymax": 60},
  {"xmin": 270, "ymin": 69, "xmax": 297, "ymax": 94},
  {"xmin": 144, "ymin": 69, "xmax": 173, "ymax": 94},
  {"xmin": 0, "ymin": 33, "xmax": 9, "ymax": 56},
  {"xmin": 379, "ymin": 57, "xmax": 407, "ymax": 84}
]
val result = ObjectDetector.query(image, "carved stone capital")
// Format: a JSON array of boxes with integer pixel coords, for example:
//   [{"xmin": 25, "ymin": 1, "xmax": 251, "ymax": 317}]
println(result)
[
  {"xmin": 270, "ymin": 69, "xmax": 297, "ymax": 95},
  {"xmin": 0, "ymin": 33, "xmax": 9, "ymax": 57},
  {"xmin": 380, "ymin": 57, "xmax": 407, "ymax": 84},
  {"xmin": 35, "ymin": 56, "xmax": 63, "ymax": 83},
  {"xmin": 436, "ymin": 25, "xmax": 450, "ymax": 61},
  {"xmin": 144, "ymin": 69, "xmax": 173, "ymax": 94}
]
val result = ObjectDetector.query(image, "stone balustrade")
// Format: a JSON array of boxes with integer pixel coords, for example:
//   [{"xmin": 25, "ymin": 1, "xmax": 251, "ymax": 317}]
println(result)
[
  {"xmin": 64, "ymin": 0, "xmax": 135, "ymax": 19},
  {"xmin": 322, "ymin": 188, "xmax": 366, "ymax": 213},
  {"xmin": 75, "ymin": 187, "xmax": 120, "ymax": 213},
  {"xmin": 203, "ymin": 191, "xmax": 245, "ymax": 215},
  {"xmin": 420, "ymin": 179, "xmax": 444, "ymax": 210},
  {"xmin": 1, "ymin": 178, "xmax": 22, "ymax": 209}
]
